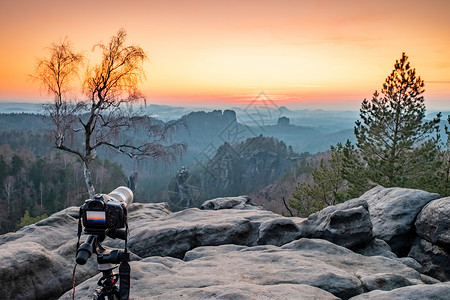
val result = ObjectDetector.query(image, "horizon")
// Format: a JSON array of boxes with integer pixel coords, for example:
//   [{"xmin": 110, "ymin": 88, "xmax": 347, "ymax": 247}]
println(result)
[{"xmin": 1, "ymin": 0, "xmax": 449, "ymax": 111}]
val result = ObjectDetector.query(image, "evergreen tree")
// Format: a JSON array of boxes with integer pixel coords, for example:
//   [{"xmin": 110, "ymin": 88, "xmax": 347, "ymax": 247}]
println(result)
[
  {"xmin": 437, "ymin": 117, "xmax": 450, "ymax": 195},
  {"xmin": 0, "ymin": 155, "xmax": 8, "ymax": 184},
  {"xmin": 18, "ymin": 210, "xmax": 48, "ymax": 228},
  {"xmin": 354, "ymin": 53, "xmax": 441, "ymax": 187},
  {"xmin": 289, "ymin": 142, "xmax": 360, "ymax": 217},
  {"xmin": 10, "ymin": 155, "xmax": 24, "ymax": 176}
]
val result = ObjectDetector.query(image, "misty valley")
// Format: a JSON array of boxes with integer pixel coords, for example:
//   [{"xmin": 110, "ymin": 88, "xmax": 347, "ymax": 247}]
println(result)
[
  {"xmin": 1, "ymin": 102, "xmax": 448, "ymax": 234},
  {"xmin": 0, "ymin": 104, "xmax": 360, "ymax": 233}
]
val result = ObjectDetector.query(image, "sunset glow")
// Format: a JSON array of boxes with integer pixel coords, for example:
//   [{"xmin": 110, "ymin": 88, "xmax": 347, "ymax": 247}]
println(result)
[{"xmin": 1, "ymin": 0, "xmax": 449, "ymax": 110}]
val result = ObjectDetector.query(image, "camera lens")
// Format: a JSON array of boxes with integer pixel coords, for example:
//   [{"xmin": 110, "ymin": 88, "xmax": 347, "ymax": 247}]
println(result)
[{"xmin": 108, "ymin": 186, "xmax": 133, "ymax": 207}]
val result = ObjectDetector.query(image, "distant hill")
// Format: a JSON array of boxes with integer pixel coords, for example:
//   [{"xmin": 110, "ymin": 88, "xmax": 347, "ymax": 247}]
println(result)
[
  {"xmin": 0, "ymin": 102, "xmax": 42, "ymax": 114},
  {"xmin": 0, "ymin": 113, "xmax": 49, "ymax": 131}
]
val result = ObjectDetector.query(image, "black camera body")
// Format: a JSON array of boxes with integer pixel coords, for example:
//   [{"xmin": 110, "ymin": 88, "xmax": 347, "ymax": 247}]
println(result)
[
  {"xmin": 75, "ymin": 186, "xmax": 133, "ymax": 299},
  {"xmin": 80, "ymin": 187, "xmax": 133, "ymax": 235}
]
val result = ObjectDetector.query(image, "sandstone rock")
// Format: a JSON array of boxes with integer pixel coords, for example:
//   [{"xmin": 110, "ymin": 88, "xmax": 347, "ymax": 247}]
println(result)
[
  {"xmin": 354, "ymin": 238, "xmax": 397, "ymax": 259},
  {"xmin": 359, "ymin": 186, "xmax": 439, "ymax": 256},
  {"xmin": 127, "ymin": 208, "xmax": 283, "ymax": 258},
  {"xmin": 354, "ymin": 239, "xmax": 423, "ymax": 271},
  {"xmin": 408, "ymin": 238, "xmax": 450, "ymax": 281},
  {"xmin": 296, "ymin": 198, "xmax": 373, "ymax": 249},
  {"xmin": 0, "ymin": 202, "xmax": 171, "ymax": 300},
  {"xmin": 200, "ymin": 195, "xmax": 262, "ymax": 210},
  {"xmin": 3, "ymin": 188, "xmax": 449, "ymax": 300},
  {"xmin": 257, "ymin": 217, "xmax": 301, "ymax": 246},
  {"xmin": 357, "ymin": 273, "xmax": 413, "ymax": 292},
  {"xmin": 281, "ymin": 239, "xmax": 424, "ymax": 296},
  {"xmin": 349, "ymin": 282, "xmax": 450, "ymax": 300},
  {"xmin": 415, "ymin": 196, "xmax": 450, "ymax": 249},
  {"xmin": 64, "ymin": 280, "xmax": 340, "ymax": 300},
  {"xmin": 61, "ymin": 239, "xmax": 426, "ymax": 300}
]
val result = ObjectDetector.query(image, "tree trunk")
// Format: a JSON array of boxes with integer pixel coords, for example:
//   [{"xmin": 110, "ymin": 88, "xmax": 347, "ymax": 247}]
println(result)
[
  {"xmin": 39, "ymin": 182, "xmax": 43, "ymax": 213},
  {"xmin": 83, "ymin": 161, "xmax": 95, "ymax": 199},
  {"xmin": 4, "ymin": 176, "xmax": 14, "ymax": 217}
]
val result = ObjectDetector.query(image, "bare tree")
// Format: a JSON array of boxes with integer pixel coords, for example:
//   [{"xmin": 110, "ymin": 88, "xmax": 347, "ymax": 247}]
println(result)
[
  {"xmin": 32, "ymin": 38, "xmax": 84, "ymax": 149},
  {"xmin": 33, "ymin": 29, "xmax": 185, "ymax": 197},
  {"xmin": 4, "ymin": 176, "xmax": 15, "ymax": 216}
]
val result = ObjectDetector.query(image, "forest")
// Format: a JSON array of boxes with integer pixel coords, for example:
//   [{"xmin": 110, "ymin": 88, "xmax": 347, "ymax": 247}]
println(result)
[{"xmin": 0, "ymin": 138, "xmax": 128, "ymax": 233}]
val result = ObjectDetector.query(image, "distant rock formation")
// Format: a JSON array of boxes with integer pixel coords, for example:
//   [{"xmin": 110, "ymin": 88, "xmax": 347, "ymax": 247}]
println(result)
[
  {"xmin": 277, "ymin": 116, "xmax": 290, "ymax": 126},
  {"xmin": 1, "ymin": 186, "xmax": 449, "ymax": 300},
  {"xmin": 192, "ymin": 136, "xmax": 295, "ymax": 201},
  {"xmin": 175, "ymin": 166, "xmax": 192, "ymax": 208}
]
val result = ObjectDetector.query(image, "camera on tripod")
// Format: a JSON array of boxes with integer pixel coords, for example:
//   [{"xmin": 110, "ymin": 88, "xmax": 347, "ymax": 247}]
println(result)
[
  {"xmin": 80, "ymin": 186, "xmax": 132, "ymax": 234},
  {"xmin": 74, "ymin": 186, "xmax": 133, "ymax": 300}
]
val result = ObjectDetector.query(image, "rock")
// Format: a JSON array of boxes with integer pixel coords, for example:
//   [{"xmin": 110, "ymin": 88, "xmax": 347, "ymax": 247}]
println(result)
[
  {"xmin": 64, "ymin": 280, "xmax": 341, "ymax": 300},
  {"xmin": 61, "ymin": 239, "xmax": 426, "ymax": 300},
  {"xmin": 200, "ymin": 195, "xmax": 262, "ymax": 210},
  {"xmin": 0, "ymin": 202, "xmax": 171, "ymax": 300},
  {"xmin": 257, "ymin": 218, "xmax": 301, "ymax": 246},
  {"xmin": 415, "ymin": 196, "xmax": 450, "ymax": 250},
  {"xmin": 127, "ymin": 208, "xmax": 288, "ymax": 258},
  {"xmin": 354, "ymin": 238, "xmax": 397, "ymax": 259},
  {"xmin": 3, "ymin": 188, "xmax": 450, "ymax": 300},
  {"xmin": 395, "ymin": 257, "xmax": 422, "ymax": 272},
  {"xmin": 420, "ymin": 274, "xmax": 441, "ymax": 284},
  {"xmin": 357, "ymin": 273, "xmax": 413, "ymax": 292},
  {"xmin": 353, "ymin": 239, "xmax": 422, "ymax": 271},
  {"xmin": 408, "ymin": 238, "xmax": 450, "ymax": 281},
  {"xmin": 349, "ymin": 282, "xmax": 450, "ymax": 300},
  {"xmin": 296, "ymin": 198, "xmax": 373, "ymax": 249},
  {"xmin": 277, "ymin": 116, "xmax": 290, "ymax": 126},
  {"xmin": 359, "ymin": 186, "xmax": 439, "ymax": 256},
  {"xmin": 281, "ymin": 239, "xmax": 424, "ymax": 297},
  {"xmin": 195, "ymin": 136, "xmax": 296, "ymax": 200},
  {"xmin": 1, "ymin": 242, "xmax": 68, "ymax": 300}
]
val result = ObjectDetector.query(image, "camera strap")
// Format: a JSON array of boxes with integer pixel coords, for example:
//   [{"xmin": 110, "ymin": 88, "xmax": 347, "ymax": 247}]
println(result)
[
  {"xmin": 72, "ymin": 208, "xmax": 83, "ymax": 300},
  {"xmin": 119, "ymin": 224, "xmax": 131, "ymax": 300},
  {"xmin": 75, "ymin": 207, "xmax": 83, "ymax": 256}
]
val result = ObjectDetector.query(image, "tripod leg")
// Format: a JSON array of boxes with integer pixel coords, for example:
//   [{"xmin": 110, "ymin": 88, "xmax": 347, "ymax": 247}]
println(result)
[{"xmin": 93, "ymin": 288, "xmax": 119, "ymax": 300}]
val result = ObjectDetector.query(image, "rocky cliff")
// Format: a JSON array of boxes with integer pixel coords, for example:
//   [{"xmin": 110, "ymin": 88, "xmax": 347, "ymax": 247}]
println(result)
[
  {"xmin": 175, "ymin": 135, "xmax": 296, "ymax": 206},
  {"xmin": 1, "ymin": 186, "xmax": 449, "ymax": 299}
]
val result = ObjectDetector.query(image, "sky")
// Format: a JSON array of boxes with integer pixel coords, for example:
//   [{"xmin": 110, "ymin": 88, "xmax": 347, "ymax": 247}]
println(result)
[{"xmin": 0, "ymin": 0, "xmax": 449, "ymax": 110}]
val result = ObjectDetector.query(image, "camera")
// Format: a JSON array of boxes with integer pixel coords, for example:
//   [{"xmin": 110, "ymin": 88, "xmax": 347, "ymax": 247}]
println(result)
[
  {"xmin": 80, "ymin": 186, "xmax": 133, "ymax": 234},
  {"xmin": 75, "ymin": 186, "xmax": 134, "ymax": 299}
]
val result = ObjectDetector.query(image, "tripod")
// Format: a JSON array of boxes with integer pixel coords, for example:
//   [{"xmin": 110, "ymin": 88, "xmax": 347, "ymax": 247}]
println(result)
[{"xmin": 76, "ymin": 232, "xmax": 130, "ymax": 300}]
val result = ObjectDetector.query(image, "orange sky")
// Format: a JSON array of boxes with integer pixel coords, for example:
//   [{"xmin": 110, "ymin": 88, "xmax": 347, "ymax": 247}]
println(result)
[{"xmin": 0, "ymin": 0, "xmax": 449, "ymax": 110}]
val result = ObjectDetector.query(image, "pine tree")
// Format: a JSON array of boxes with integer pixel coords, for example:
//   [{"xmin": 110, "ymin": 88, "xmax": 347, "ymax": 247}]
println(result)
[
  {"xmin": 354, "ymin": 53, "xmax": 441, "ymax": 187},
  {"xmin": 289, "ymin": 142, "xmax": 358, "ymax": 216}
]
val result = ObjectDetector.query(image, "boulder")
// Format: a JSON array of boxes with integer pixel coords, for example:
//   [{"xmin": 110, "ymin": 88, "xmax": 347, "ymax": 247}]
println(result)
[
  {"xmin": 359, "ymin": 186, "xmax": 439, "ymax": 256},
  {"xmin": 0, "ymin": 202, "xmax": 171, "ymax": 300},
  {"xmin": 415, "ymin": 196, "xmax": 450, "ymax": 249},
  {"xmin": 60, "ymin": 239, "xmax": 427, "ymax": 300},
  {"xmin": 257, "ymin": 217, "xmax": 302, "ymax": 246},
  {"xmin": 349, "ymin": 282, "xmax": 450, "ymax": 300},
  {"xmin": 129, "ymin": 197, "xmax": 373, "ymax": 259},
  {"xmin": 408, "ymin": 238, "xmax": 450, "ymax": 281},
  {"xmin": 0, "ymin": 208, "xmax": 98, "ymax": 300},
  {"xmin": 296, "ymin": 198, "xmax": 373, "ymax": 249},
  {"xmin": 354, "ymin": 238, "xmax": 397, "ymax": 259},
  {"xmin": 127, "ymin": 208, "xmax": 289, "ymax": 258},
  {"xmin": 200, "ymin": 195, "xmax": 262, "ymax": 210}
]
